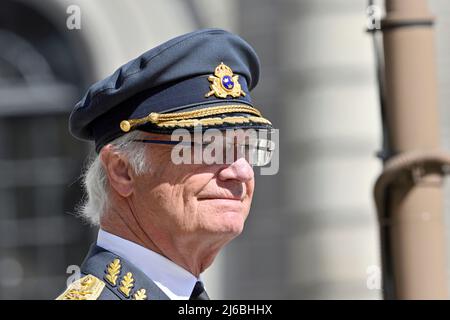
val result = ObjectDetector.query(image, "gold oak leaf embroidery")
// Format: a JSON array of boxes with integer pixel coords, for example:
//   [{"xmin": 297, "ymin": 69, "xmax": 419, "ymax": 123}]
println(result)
[
  {"xmin": 133, "ymin": 289, "xmax": 147, "ymax": 300},
  {"xmin": 119, "ymin": 272, "xmax": 135, "ymax": 297},
  {"xmin": 64, "ymin": 276, "xmax": 94, "ymax": 300},
  {"xmin": 105, "ymin": 259, "xmax": 121, "ymax": 286},
  {"xmin": 56, "ymin": 275, "xmax": 105, "ymax": 300}
]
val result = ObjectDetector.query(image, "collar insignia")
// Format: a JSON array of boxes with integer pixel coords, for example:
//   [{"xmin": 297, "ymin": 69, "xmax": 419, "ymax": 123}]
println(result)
[
  {"xmin": 104, "ymin": 258, "xmax": 121, "ymax": 286},
  {"xmin": 103, "ymin": 258, "xmax": 148, "ymax": 300},
  {"xmin": 205, "ymin": 62, "xmax": 246, "ymax": 98}
]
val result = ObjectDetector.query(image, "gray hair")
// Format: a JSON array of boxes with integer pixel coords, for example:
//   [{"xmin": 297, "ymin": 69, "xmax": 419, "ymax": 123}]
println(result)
[{"xmin": 77, "ymin": 131, "xmax": 150, "ymax": 226}]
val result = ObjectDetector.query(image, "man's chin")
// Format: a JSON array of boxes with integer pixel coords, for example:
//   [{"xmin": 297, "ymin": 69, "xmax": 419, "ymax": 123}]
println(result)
[
  {"xmin": 208, "ymin": 214, "xmax": 246, "ymax": 238},
  {"xmin": 196, "ymin": 201, "xmax": 249, "ymax": 235}
]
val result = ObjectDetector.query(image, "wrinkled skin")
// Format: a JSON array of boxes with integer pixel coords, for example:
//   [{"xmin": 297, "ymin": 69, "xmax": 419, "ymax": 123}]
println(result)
[{"xmin": 100, "ymin": 132, "xmax": 255, "ymax": 277}]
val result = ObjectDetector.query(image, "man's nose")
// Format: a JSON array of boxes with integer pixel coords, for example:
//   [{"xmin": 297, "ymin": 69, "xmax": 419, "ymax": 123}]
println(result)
[{"xmin": 217, "ymin": 158, "xmax": 254, "ymax": 182}]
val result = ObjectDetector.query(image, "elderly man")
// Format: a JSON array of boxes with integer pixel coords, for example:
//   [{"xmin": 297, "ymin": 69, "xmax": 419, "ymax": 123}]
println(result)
[{"xmin": 56, "ymin": 28, "xmax": 274, "ymax": 300}]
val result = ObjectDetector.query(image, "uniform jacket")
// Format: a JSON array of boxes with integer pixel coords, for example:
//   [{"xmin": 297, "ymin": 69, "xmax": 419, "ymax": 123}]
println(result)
[{"xmin": 56, "ymin": 244, "xmax": 170, "ymax": 300}]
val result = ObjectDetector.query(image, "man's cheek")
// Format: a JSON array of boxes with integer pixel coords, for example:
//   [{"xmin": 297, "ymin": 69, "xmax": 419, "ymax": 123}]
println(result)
[{"xmin": 246, "ymin": 181, "xmax": 255, "ymax": 198}]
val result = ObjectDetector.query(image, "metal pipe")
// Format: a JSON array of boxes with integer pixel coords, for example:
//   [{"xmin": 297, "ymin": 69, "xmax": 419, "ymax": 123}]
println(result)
[{"xmin": 378, "ymin": 0, "xmax": 448, "ymax": 299}]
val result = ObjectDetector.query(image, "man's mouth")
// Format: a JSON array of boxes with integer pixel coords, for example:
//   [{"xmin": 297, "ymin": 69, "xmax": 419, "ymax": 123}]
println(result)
[{"xmin": 197, "ymin": 195, "xmax": 243, "ymax": 201}]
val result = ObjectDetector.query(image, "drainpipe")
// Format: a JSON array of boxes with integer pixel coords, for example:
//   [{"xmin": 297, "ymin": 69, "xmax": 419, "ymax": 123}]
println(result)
[{"xmin": 373, "ymin": 0, "xmax": 449, "ymax": 299}]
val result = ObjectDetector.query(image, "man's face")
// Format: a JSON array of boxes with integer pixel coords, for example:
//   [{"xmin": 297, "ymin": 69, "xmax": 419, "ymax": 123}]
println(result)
[{"xmin": 130, "ymin": 132, "xmax": 255, "ymax": 246}]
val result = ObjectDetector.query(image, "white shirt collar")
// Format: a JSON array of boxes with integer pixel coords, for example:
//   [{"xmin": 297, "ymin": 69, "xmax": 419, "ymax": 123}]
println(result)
[{"xmin": 96, "ymin": 229, "xmax": 201, "ymax": 300}]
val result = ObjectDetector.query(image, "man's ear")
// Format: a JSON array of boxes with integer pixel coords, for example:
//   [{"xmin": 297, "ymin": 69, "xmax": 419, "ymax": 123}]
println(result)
[{"xmin": 100, "ymin": 145, "xmax": 134, "ymax": 197}]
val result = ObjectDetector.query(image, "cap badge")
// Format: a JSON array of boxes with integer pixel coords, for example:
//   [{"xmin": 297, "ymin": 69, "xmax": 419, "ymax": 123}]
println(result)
[{"xmin": 205, "ymin": 62, "xmax": 246, "ymax": 98}]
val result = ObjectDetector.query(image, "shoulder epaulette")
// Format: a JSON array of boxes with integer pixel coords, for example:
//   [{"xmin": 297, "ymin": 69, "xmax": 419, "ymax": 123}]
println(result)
[{"xmin": 56, "ymin": 274, "xmax": 105, "ymax": 300}]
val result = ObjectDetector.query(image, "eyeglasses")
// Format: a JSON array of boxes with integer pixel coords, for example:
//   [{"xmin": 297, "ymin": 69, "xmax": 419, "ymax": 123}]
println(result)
[{"xmin": 132, "ymin": 135, "xmax": 275, "ymax": 167}]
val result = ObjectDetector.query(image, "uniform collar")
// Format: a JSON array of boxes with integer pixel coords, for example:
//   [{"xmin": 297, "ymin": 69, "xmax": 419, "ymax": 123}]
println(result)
[{"xmin": 97, "ymin": 229, "xmax": 201, "ymax": 300}]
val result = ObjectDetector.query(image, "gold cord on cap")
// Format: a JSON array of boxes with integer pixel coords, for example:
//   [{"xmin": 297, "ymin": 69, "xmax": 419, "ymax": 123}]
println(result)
[{"xmin": 119, "ymin": 105, "xmax": 267, "ymax": 132}]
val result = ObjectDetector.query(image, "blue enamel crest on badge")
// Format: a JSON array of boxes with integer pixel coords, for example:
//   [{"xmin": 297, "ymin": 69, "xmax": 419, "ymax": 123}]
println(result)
[{"xmin": 205, "ymin": 62, "xmax": 246, "ymax": 98}]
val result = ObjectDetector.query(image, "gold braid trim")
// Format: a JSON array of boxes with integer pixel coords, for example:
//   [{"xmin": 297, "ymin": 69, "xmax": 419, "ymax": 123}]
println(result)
[
  {"xmin": 120, "ymin": 105, "xmax": 267, "ymax": 132},
  {"xmin": 154, "ymin": 115, "xmax": 272, "ymax": 128}
]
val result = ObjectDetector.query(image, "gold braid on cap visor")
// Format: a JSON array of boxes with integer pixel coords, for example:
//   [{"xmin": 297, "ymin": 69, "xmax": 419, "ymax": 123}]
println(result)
[{"xmin": 120, "ymin": 105, "xmax": 272, "ymax": 132}]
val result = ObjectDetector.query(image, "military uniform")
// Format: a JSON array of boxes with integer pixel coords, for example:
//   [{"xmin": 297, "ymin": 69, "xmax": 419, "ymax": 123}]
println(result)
[
  {"xmin": 58, "ymin": 28, "xmax": 273, "ymax": 300},
  {"xmin": 57, "ymin": 244, "xmax": 169, "ymax": 300}
]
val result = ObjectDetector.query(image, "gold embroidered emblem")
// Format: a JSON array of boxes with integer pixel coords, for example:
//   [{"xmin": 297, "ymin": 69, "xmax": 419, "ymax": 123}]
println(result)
[
  {"xmin": 104, "ymin": 258, "xmax": 121, "ymax": 286},
  {"xmin": 56, "ymin": 274, "xmax": 105, "ymax": 300},
  {"xmin": 119, "ymin": 272, "xmax": 135, "ymax": 297},
  {"xmin": 205, "ymin": 62, "xmax": 246, "ymax": 98},
  {"xmin": 133, "ymin": 289, "xmax": 147, "ymax": 300}
]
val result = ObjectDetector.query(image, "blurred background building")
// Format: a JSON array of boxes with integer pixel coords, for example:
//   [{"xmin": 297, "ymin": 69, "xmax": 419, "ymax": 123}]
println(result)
[{"xmin": 0, "ymin": 0, "xmax": 449, "ymax": 299}]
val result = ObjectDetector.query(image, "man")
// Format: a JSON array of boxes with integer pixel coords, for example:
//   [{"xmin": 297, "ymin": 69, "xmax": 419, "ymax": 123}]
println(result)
[{"xmin": 56, "ymin": 28, "xmax": 274, "ymax": 300}]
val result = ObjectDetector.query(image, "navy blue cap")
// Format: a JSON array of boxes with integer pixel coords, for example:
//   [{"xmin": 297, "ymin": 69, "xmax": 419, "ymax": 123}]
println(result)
[{"xmin": 69, "ymin": 28, "xmax": 273, "ymax": 152}]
